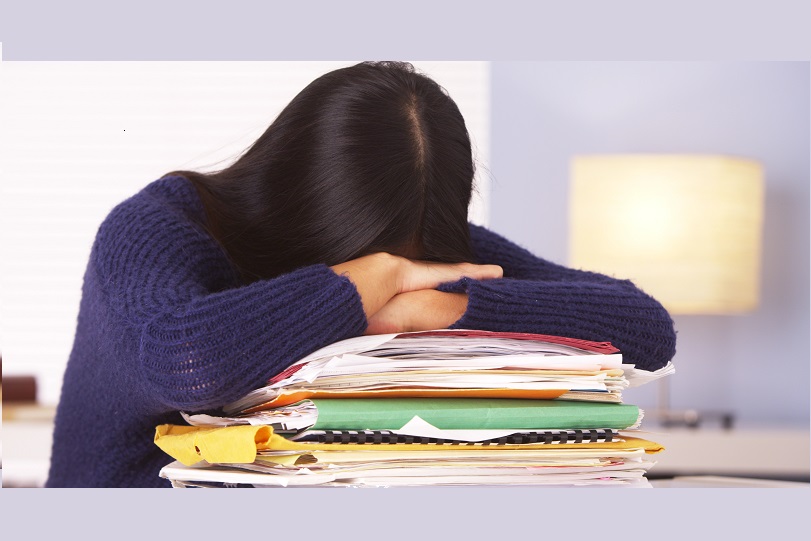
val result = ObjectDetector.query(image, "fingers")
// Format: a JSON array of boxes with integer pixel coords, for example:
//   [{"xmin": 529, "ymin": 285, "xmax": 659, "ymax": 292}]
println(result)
[
  {"xmin": 457, "ymin": 262, "xmax": 503, "ymax": 281},
  {"xmin": 429, "ymin": 262, "xmax": 502, "ymax": 285},
  {"xmin": 399, "ymin": 259, "xmax": 503, "ymax": 293}
]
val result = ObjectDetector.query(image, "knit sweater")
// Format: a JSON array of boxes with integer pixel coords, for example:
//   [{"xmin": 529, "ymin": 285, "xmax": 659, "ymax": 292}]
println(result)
[{"xmin": 46, "ymin": 175, "xmax": 676, "ymax": 488}]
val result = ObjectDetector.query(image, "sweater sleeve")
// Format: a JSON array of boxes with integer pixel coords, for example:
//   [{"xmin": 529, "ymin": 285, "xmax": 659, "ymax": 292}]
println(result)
[
  {"xmin": 437, "ymin": 224, "xmax": 677, "ymax": 371},
  {"xmin": 93, "ymin": 187, "xmax": 367, "ymax": 412}
]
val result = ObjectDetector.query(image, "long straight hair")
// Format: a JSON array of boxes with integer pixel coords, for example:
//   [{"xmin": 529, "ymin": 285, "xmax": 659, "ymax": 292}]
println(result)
[{"xmin": 171, "ymin": 61, "xmax": 476, "ymax": 283}]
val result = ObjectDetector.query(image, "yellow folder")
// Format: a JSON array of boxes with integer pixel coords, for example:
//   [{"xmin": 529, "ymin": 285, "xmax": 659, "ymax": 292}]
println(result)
[{"xmin": 154, "ymin": 423, "xmax": 664, "ymax": 466}]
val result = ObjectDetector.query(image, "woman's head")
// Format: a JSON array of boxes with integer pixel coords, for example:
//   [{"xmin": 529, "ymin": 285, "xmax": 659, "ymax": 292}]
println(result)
[{"xmin": 177, "ymin": 61, "xmax": 476, "ymax": 283}]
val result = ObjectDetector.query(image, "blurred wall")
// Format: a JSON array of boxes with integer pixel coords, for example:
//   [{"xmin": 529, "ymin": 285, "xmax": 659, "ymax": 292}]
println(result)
[
  {"xmin": 489, "ymin": 61, "xmax": 810, "ymax": 427},
  {"xmin": 0, "ymin": 61, "xmax": 491, "ymax": 405}
]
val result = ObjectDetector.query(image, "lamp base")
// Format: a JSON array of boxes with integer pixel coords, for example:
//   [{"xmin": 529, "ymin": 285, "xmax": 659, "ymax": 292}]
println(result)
[
  {"xmin": 649, "ymin": 378, "xmax": 735, "ymax": 429},
  {"xmin": 644, "ymin": 408, "xmax": 735, "ymax": 430}
]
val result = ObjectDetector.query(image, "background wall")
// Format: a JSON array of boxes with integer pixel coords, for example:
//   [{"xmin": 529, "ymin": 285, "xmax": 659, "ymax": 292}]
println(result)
[
  {"xmin": 0, "ymin": 61, "xmax": 491, "ymax": 405},
  {"xmin": 489, "ymin": 61, "xmax": 810, "ymax": 427}
]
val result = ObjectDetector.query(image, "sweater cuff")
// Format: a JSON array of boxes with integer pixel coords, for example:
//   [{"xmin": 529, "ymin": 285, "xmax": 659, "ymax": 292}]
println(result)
[
  {"xmin": 439, "ymin": 278, "xmax": 495, "ymax": 330},
  {"xmin": 437, "ymin": 277, "xmax": 474, "ymax": 295}
]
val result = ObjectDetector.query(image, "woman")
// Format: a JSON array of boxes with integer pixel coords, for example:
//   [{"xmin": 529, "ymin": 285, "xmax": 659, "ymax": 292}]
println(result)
[{"xmin": 46, "ymin": 61, "xmax": 676, "ymax": 488}]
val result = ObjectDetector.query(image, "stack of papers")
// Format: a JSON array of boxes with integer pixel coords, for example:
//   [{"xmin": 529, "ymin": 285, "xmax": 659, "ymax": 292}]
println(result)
[{"xmin": 155, "ymin": 329, "xmax": 674, "ymax": 488}]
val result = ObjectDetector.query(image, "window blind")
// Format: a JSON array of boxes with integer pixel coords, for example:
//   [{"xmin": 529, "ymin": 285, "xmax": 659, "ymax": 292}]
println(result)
[{"xmin": 0, "ymin": 61, "xmax": 491, "ymax": 405}]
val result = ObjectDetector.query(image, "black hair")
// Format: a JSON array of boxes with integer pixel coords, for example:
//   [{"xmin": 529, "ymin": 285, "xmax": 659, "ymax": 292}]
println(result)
[{"xmin": 170, "ymin": 61, "xmax": 476, "ymax": 283}]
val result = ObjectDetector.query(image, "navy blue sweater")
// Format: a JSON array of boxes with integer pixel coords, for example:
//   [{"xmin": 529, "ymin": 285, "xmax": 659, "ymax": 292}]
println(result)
[{"xmin": 46, "ymin": 175, "xmax": 676, "ymax": 487}]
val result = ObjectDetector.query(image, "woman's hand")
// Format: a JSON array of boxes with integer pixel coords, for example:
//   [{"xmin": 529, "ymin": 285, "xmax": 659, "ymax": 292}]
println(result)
[
  {"xmin": 396, "ymin": 258, "xmax": 502, "ymax": 294},
  {"xmin": 366, "ymin": 290, "xmax": 469, "ymax": 335},
  {"xmin": 330, "ymin": 252, "xmax": 501, "ymax": 320},
  {"xmin": 330, "ymin": 253, "xmax": 403, "ymax": 321}
]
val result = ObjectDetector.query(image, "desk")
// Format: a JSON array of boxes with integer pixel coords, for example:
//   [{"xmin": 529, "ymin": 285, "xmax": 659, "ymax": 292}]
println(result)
[
  {"xmin": 3, "ymin": 405, "xmax": 56, "ymax": 488},
  {"xmin": 638, "ymin": 426, "xmax": 810, "ymax": 481},
  {"xmin": 3, "ymin": 406, "xmax": 809, "ymax": 487}
]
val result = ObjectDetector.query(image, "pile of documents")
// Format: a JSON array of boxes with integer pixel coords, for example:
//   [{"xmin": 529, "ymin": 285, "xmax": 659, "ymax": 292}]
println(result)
[{"xmin": 155, "ymin": 329, "xmax": 674, "ymax": 487}]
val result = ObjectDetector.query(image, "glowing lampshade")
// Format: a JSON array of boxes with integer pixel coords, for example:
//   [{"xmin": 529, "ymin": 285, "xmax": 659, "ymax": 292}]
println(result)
[{"xmin": 569, "ymin": 155, "xmax": 764, "ymax": 315}]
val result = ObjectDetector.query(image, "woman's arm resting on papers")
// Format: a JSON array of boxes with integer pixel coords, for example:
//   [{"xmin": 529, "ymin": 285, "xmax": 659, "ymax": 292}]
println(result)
[{"xmin": 432, "ymin": 224, "xmax": 677, "ymax": 372}]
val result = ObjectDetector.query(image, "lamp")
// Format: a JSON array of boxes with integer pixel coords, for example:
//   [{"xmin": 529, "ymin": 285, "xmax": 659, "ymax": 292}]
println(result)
[{"xmin": 569, "ymin": 154, "xmax": 764, "ymax": 427}]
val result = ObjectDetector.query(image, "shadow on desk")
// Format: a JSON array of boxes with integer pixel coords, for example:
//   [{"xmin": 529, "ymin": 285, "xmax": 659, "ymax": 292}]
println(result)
[
  {"xmin": 3, "ymin": 403, "xmax": 57, "ymax": 488},
  {"xmin": 636, "ymin": 426, "xmax": 810, "ymax": 484},
  {"xmin": 652, "ymin": 476, "xmax": 811, "ymax": 488}
]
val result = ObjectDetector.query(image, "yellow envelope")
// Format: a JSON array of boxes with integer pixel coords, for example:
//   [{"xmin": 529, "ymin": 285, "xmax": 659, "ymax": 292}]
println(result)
[{"xmin": 154, "ymin": 424, "xmax": 276, "ymax": 466}]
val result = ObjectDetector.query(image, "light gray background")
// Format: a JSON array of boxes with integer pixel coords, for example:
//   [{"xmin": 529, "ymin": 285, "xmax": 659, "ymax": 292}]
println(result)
[
  {"xmin": 489, "ymin": 61, "xmax": 810, "ymax": 427},
  {"xmin": 1, "ymin": 0, "xmax": 810, "ymax": 533}
]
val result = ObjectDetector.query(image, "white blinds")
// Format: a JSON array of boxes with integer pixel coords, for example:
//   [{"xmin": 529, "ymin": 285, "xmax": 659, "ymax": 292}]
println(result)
[{"xmin": 0, "ymin": 61, "xmax": 491, "ymax": 405}]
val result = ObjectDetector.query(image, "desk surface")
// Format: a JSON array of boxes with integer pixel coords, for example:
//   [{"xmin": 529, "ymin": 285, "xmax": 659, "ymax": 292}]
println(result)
[
  {"xmin": 3, "ymin": 405, "xmax": 809, "ymax": 488},
  {"xmin": 638, "ymin": 426, "xmax": 810, "ymax": 480},
  {"xmin": 651, "ymin": 476, "xmax": 810, "ymax": 488}
]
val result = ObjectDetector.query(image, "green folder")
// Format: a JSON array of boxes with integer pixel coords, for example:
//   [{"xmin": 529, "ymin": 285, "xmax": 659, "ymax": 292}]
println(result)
[{"xmin": 308, "ymin": 398, "xmax": 641, "ymax": 431}]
